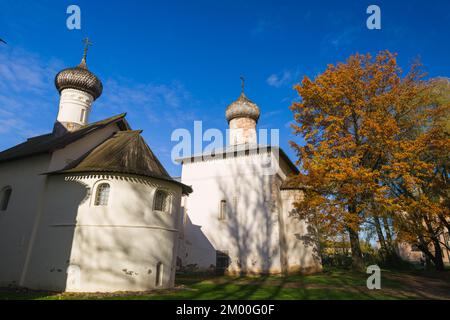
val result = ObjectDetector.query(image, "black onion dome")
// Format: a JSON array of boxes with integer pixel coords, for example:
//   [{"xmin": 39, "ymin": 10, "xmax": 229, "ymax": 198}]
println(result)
[
  {"xmin": 225, "ymin": 92, "xmax": 260, "ymax": 123},
  {"xmin": 55, "ymin": 58, "xmax": 103, "ymax": 100}
]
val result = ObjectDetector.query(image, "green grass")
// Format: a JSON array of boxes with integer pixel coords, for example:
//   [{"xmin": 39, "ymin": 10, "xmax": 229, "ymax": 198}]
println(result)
[{"xmin": 1, "ymin": 268, "xmax": 448, "ymax": 300}]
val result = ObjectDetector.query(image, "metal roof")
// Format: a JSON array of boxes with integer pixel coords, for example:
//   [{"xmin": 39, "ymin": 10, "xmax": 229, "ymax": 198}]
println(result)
[{"xmin": 0, "ymin": 113, "xmax": 130, "ymax": 164}]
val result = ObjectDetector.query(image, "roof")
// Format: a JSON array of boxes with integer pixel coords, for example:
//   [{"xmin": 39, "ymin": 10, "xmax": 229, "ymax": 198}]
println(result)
[
  {"xmin": 280, "ymin": 176, "xmax": 302, "ymax": 190},
  {"xmin": 280, "ymin": 175, "xmax": 314, "ymax": 191},
  {"xmin": 176, "ymin": 144, "xmax": 299, "ymax": 174},
  {"xmin": 55, "ymin": 60, "xmax": 103, "ymax": 100},
  {"xmin": 0, "ymin": 114, "xmax": 130, "ymax": 164},
  {"xmin": 47, "ymin": 130, "xmax": 193, "ymax": 195}
]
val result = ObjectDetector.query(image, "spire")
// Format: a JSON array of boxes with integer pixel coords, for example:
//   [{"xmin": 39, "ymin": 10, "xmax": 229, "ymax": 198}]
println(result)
[
  {"xmin": 79, "ymin": 37, "xmax": 93, "ymax": 68},
  {"xmin": 240, "ymin": 75, "xmax": 245, "ymax": 95}
]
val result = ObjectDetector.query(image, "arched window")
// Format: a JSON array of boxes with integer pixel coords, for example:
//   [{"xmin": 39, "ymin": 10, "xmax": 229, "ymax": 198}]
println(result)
[
  {"xmin": 94, "ymin": 183, "xmax": 110, "ymax": 206},
  {"xmin": 155, "ymin": 262, "xmax": 163, "ymax": 287},
  {"xmin": 0, "ymin": 186, "xmax": 12, "ymax": 211},
  {"xmin": 154, "ymin": 190, "xmax": 169, "ymax": 212},
  {"xmin": 219, "ymin": 200, "xmax": 227, "ymax": 221}
]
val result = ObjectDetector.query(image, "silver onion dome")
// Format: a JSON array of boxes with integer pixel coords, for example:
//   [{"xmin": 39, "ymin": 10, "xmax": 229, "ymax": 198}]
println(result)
[
  {"xmin": 55, "ymin": 39, "xmax": 103, "ymax": 100},
  {"xmin": 225, "ymin": 92, "xmax": 260, "ymax": 123}
]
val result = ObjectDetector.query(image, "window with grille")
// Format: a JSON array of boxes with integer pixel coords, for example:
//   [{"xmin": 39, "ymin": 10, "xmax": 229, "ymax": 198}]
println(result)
[
  {"xmin": 219, "ymin": 200, "xmax": 227, "ymax": 220},
  {"xmin": 94, "ymin": 183, "xmax": 110, "ymax": 206},
  {"xmin": 154, "ymin": 190, "xmax": 168, "ymax": 212},
  {"xmin": 0, "ymin": 186, "xmax": 12, "ymax": 211}
]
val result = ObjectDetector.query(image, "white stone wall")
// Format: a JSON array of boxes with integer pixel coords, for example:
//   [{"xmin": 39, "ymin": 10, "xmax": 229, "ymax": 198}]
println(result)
[
  {"xmin": 56, "ymin": 88, "xmax": 94, "ymax": 130},
  {"xmin": 0, "ymin": 155, "xmax": 51, "ymax": 287},
  {"xmin": 180, "ymin": 149, "xmax": 322, "ymax": 274},
  {"xmin": 280, "ymin": 190, "xmax": 322, "ymax": 273},
  {"xmin": 181, "ymin": 151, "xmax": 284, "ymax": 274},
  {"xmin": 229, "ymin": 118, "xmax": 257, "ymax": 145},
  {"xmin": 0, "ymin": 121, "xmax": 185, "ymax": 292},
  {"xmin": 0, "ymin": 122, "xmax": 121, "ymax": 288},
  {"xmin": 23, "ymin": 173, "xmax": 183, "ymax": 292}
]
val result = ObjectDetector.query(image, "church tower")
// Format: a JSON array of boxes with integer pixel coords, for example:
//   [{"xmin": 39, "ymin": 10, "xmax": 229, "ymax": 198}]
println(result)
[
  {"xmin": 54, "ymin": 38, "xmax": 103, "ymax": 133},
  {"xmin": 225, "ymin": 77, "xmax": 260, "ymax": 145}
]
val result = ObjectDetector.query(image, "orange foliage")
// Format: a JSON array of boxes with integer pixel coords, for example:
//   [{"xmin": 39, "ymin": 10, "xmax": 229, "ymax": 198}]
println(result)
[{"xmin": 289, "ymin": 51, "xmax": 449, "ymax": 266}]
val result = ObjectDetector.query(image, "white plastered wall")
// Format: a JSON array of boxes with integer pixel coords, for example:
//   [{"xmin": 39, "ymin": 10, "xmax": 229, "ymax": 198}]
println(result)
[
  {"xmin": 280, "ymin": 189, "xmax": 322, "ymax": 273},
  {"xmin": 56, "ymin": 88, "xmax": 94, "ymax": 128},
  {"xmin": 180, "ymin": 151, "xmax": 283, "ymax": 274},
  {"xmin": 0, "ymin": 155, "xmax": 51, "ymax": 287},
  {"xmin": 180, "ymin": 149, "xmax": 322, "ymax": 274},
  {"xmin": 23, "ymin": 173, "xmax": 183, "ymax": 292}
]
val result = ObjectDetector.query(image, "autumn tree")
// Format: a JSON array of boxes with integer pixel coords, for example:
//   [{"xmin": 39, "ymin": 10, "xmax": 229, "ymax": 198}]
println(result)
[
  {"xmin": 386, "ymin": 77, "xmax": 450, "ymax": 270},
  {"xmin": 289, "ymin": 51, "xmax": 444, "ymax": 270}
]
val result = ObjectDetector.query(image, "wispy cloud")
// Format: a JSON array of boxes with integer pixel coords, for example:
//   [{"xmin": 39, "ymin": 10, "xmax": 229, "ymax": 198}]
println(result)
[
  {"xmin": 95, "ymin": 77, "xmax": 199, "ymax": 129},
  {"xmin": 0, "ymin": 48, "xmax": 63, "ymax": 145},
  {"xmin": 0, "ymin": 46, "xmax": 201, "ymax": 153},
  {"xmin": 266, "ymin": 69, "xmax": 300, "ymax": 88},
  {"xmin": 328, "ymin": 28, "xmax": 358, "ymax": 48}
]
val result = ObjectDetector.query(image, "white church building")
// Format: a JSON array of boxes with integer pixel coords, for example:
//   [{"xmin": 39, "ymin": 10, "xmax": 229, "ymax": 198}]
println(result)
[
  {"xmin": 177, "ymin": 88, "xmax": 322, "ymax": 275},
  {"xmin": 0, "ymin": 43, "xmax": 321, "ymax": 293},
  {"xmin": 0, "ymin": 46, "xmax": 192, "ymax": 292}
]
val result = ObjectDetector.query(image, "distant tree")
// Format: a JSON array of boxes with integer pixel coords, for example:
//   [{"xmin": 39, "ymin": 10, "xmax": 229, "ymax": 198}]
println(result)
[{"xmin": 288, "ymin": 51, "xmax": 446, "ymax": 270}]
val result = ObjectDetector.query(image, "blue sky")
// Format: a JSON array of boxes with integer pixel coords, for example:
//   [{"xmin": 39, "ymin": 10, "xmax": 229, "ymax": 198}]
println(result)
[{"xmin": 1, "ymin": 0, "xmax": 449, "ymax": 176}]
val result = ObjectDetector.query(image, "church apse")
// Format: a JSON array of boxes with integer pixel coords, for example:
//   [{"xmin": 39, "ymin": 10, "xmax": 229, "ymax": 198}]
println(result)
[{"xmin": 23, "ymin": 173, "xmax": 184, "ymax": 292}]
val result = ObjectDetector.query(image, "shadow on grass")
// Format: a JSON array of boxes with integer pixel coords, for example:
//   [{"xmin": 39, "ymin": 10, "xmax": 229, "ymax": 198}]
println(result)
[{"xmin": 2, "ymin": 268, "xmax": 449, "ymax": 300}]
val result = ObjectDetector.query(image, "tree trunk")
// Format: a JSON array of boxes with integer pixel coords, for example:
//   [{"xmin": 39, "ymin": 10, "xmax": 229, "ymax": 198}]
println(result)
[
  {"xmin": 438, "ymin": 213, "xmax": 450, "ymax": 236},
  {"xmin": 347, "ymin": 226, "xmax": 365, "ymax": 270},
  {"xmin": 431, "ymin": 238, "xmax": 445, "ymax": 271},
  {"xmin": 374, "ymin": 216, "xmax": 388, "ymax": 258},
  {"xmin": 424, "ymin": 217, "xmax": 445, "ymax": 271},
  {"xmin": 382, "ymin": 216, "xmax": 393, "ymax": 248}
]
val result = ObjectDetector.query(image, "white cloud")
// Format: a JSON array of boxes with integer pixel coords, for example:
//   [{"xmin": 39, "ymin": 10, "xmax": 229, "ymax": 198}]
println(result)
[
  {"xmin": 266, "ymin": 70, "xmax": 299, "ymax": 88},
  {"xmin": 94, "ymin": 78, "xmax": 199, "ymax": 128},
  {"xmin": 0, "ymin": 48, "xmax": 63, "ymax": 145}
]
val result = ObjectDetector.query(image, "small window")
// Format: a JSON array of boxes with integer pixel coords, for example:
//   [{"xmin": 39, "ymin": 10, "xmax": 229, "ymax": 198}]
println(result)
[
  {"xmin": 219, "ymin": 200, "xmax": 227, "ymax": 221},
  {"xmin": 154, "ymin": 190, "xmax": 169, "ymax": 212},
  {"xmin": 0, "ymin": 186, "xmax": 12, "ymax": 211},
  {"xmin": 94, "ymin": 183, "xmax": 110, "ymax": 206},
  {"xmin": 155, "ymin": 262, "xmax": 163, "ymax": 287},
  {"xmin": 80, "ymin": 109, "xmax": 86, "ymax": 122},
  {"xmin": 216, "ymin": 250, "xmax": 229, "ymax": 275}
]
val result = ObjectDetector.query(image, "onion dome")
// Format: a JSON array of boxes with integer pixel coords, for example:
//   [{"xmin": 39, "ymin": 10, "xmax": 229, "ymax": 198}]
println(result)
[
  {"xmin": 225, "ymin": 91, "xmax": 260, "ymax": 123},
  {"xmin": 55, "ymin": 39, "xmax": 103, "ymax": 100}
]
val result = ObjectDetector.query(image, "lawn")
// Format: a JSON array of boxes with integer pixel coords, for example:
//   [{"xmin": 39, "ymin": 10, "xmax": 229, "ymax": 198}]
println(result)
[{"xmin": 1, "ymin": 268, "xmax": 449, "ymax": 300}]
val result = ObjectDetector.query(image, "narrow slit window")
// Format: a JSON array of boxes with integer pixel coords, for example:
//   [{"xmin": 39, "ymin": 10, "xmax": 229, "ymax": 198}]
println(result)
[
  {"xmin": 219, "ymin": 200, "xmax": 227, "ymax": 220},
  {"xmin": 0, "ymin": 187, "xmax": 12, "ymax": 211},
  {"xmin": 155, "ymin": 262, "xmax": 163, "ymax": 287},
  {"xmin": 94, "ymin": 183, "xmax": 110, "ymax": 206},
  {"xmin": 80, "ymin": 109, "xmax": 86, "ymax": 122},
  {"xmin": 154, "ymin": 190, "xmax": 168, "ymax": 212}
]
